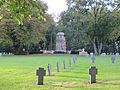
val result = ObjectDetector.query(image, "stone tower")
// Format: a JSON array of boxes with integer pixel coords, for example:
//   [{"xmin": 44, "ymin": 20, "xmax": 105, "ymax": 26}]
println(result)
[{"xmin": 55, "ymin": 32, "xmax": 66, "ymax": 52}]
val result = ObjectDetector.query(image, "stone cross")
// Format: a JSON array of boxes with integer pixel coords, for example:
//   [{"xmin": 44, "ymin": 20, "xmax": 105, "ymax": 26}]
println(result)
[
  {"xmin": 74, "ymin": 56, "xmax": 77, "ymax": 61},
  {"xmin": 73, "ymin": 57, "xmax": 76, "ymax": 64},
  {"xmin": 111, "ymin": 55, "xmax": 116, "ymax": 64},
  {"xmin": 115, "ymin": 53, "xmax": 119, "ymax": 59},
  {"xmin": 91, "ymin": 55, "xmax": 95, "ymax": 63},
  {"xmin": 89, "ymin": 66, "xmax": 97, "ymax": 84},
  {"xmin": 36, "ymin": 67, "xmax": 46, "ymax": 85},
  {"xmin": 63, "ymin": 60, "xmax": 66, "ymax": 69},
  {"xmin": 57, "ymin": 62, "xmax": 60, "ymax": 72},
  {"xmin": 69, "ymin": 59, "xmax": 72, "ymax": 67},
  {"xmin": 48, "ymin": 64, "xmax": 52, "ymax": 76}
]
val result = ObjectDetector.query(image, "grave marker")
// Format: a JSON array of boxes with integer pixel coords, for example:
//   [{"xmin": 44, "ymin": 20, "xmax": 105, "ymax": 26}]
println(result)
[
  {"xmin": 63, "ymin": 60, "xmax": 66, "ymax": 69},
  {"xmin": 89, "ymin": 66, "xmax": 97, "ymax": 84},
  {"xmin": 69, "ymin": 59, "xmax": 72, "ymax": 67},
  {"xmin": 116, "ymin": 53, "xmax": 119, "ymax": 59},
  {"xmin": 74, "ymin": 56, "xmax": 77, "ymax": 61},
  {"xmin": 91, "ymin": 55, "xmax": 95, "ymax": 63},
  {"xmin": 73, "ymin": 57, "xmax": 76, "ymax": 64},
  {"xmin": 48, "ymin": 64, "xmax": 52, "ymax": 76},
  {"xmin": 111, "ymin": 55, "xmax": 116, "ymax": 64},
  {"xmin": 57, "ymin": 62, "xmax": 60, "ymax": 72},
  {"xmin": 36, "ymin": 67, "xmax": 46, "ymax": 85}
]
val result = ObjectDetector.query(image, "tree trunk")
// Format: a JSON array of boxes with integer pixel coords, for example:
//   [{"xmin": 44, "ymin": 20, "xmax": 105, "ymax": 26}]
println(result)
[
  {"xmin": 92, "ymin": 37, "xmax": 98, "ymax": 55},
  {"xmin": 98, "ymin": 42, "xmax": 103, "ymax": 54}
]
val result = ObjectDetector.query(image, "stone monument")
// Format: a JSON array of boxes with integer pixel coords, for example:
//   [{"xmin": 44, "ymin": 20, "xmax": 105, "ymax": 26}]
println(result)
[{"xmin": 55, "ymin": 32, "xmax": 66, "ymax": 52}]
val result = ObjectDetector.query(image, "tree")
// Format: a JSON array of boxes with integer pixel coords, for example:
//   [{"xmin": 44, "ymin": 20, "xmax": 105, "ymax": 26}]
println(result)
[
  {"xmin": 0, "ymin": 0, "xmax": 55, "ymax": 54},
  {"xmin": 58, "ymin": 7, "xmax": 89, "ymax": 50},
  {"xmin": 0, "ymin": 0, "xmax": 47, "ymax": 24},
  {"xmin": 59, "ymin": 0, "xmax": 120, "ymax": 54},
  {"xmin": 0, "ymin": 14, "xmax": 54, "ymax": 54}
]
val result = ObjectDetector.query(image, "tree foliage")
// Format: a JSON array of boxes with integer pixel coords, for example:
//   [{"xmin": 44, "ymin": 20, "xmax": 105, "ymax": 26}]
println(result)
[
  {"xmin": 58, "ymin": 0, "xmax": 120, "ymax": 54},
  {"xmin": 0, "ymin": 0, "xmax": 47, "ymax": 24},
  {"xmin": 0, "ymin": 14, "xmax": 54, "ymax": 54}
]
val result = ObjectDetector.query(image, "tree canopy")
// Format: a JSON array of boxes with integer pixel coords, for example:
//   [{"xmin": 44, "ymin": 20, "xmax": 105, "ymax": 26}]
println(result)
[
  {"xmin": 0, "ymin": 0, "xmax": 55, "ymax": 54},
  {"xmin": 0, "ymin": 0, "xmax": 47, "ymax": 24},
  {"xmin": 58, "ymin": 0, "xmax": 120, "ymax": 54}
]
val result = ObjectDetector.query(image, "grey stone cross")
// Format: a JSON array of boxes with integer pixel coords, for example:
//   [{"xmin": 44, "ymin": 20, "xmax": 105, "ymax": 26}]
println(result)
[
  {"xmin": 57, "ymin": 62, "xmax": 60, "ymax": 72},
  {"xmin": 91, "ymin": 55, "xmax": 95, "ymax": 63},
  {"xmin": 89, "ymin": 66, "xmax": 97, "ymax": 84},
  {"xmin": 111, "ymin": 55, "xmax": 116, "ymax": 64},
  {"xmin": 73, "ymin": 57, "xmax": 76, "ymax": 64},
  {"xmin": 69, "ymin": 59, "xmax": 72, "ymax": 67},
  {"xmin": 36, "ymin": 67, "xmax": 46, "ymax": 85},
  {"xmin": 48, "ymin": 64, "xmax": 52, "ymax": 76},
  {"xmin": 63, "ymin": 60, "xmax": 66, "ymax": 69}
]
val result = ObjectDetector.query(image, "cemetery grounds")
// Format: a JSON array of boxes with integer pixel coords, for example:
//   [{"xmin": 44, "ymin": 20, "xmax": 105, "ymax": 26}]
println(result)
[{"xmin": 0, "ymin": 55, "xmax": 120, "ymax": 90}]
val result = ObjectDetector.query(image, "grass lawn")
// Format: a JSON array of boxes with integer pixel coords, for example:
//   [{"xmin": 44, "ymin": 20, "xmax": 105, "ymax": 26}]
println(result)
[{"xmin": 0, "ymin": 55, "xmax": 120, "ymax": 90}]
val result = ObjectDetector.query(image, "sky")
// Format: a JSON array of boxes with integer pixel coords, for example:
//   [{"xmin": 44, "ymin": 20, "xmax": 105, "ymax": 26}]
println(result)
[{"xmin": 43, "ymin": 0, "xmax": 68, "ymax": 22}]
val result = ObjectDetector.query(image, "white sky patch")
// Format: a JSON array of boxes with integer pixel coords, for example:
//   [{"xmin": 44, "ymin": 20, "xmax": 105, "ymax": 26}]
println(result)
[{"xmin": 43, "ymin": 0, "xmax": 68, "ymax": 22}]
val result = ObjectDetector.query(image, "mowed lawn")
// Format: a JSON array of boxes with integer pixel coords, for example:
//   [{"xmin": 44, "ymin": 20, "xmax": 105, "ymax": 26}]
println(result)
[{"xmin": 0, "ymin": 55, "xmax": 120, "ymax": 90}]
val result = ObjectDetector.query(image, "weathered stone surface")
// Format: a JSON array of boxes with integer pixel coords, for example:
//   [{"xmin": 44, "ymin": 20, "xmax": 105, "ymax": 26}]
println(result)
[
  {"xmin": 48, "ymin": 64, "xmax": 52, "ymax": 76},
  {"xmin": 91, "ymin": 55, "xmax": 95, "ymax": 63},
  {"xmin": 55, "ymin": 32, "xmax": 66, "ymax": 52},
  {"xmin": 111, "ymin": 55, "xmax": 116, "ymax": 64},
  {"xmin": 57, "ymin": 62, "xmax": 60, "ymax": 72},
  {"xmin": 63, "ymin": 60, "xmax": 66, "ymax": 69},
  {"xmin": 89, "ymin": 66, "xmax": 97, "ymax": 84},
  {"xmin": 36, "ymin": 67, "xmax": 46, "ymax": 85},
  {"xmin": 69, "ymin": 59, "xmax": 72, "ymax": 67},
  {"xmin": 115, "ymin": 53, "xmax": 119, "ymax": 59},
  {"xmin": 73, "ymin": 56, "xmax": 77, "ymax": 64}
]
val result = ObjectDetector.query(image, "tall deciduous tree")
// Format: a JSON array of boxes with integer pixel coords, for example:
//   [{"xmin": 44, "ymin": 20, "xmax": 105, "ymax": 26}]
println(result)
[
  {"xmin": 59, "ymin": 0, "xmax": 120, "ymax": 54},
  {"xmin": 0, "ymin": 14, "xmax": 54, "ymax": 54}
]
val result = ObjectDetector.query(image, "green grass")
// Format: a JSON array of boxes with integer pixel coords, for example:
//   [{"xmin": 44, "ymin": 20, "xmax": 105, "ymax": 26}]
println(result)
[{"xmin": 0, "ymin": 55, "xmax": 120, "ymax": 90}]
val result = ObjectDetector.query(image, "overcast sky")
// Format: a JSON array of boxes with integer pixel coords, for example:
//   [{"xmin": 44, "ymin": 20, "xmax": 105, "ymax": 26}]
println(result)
[{"xmin": 43, "ymin": 0, "xmax": 68, "ymax": 22}]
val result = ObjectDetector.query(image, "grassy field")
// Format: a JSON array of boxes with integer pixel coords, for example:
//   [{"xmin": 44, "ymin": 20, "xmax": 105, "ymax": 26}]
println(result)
[{"xmin": 0, "ymin": 55, "xmax": 120, "ymax": 90}]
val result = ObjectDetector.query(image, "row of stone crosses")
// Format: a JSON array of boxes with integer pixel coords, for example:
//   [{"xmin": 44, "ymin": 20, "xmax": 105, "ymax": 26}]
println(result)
[
  {"xmin": 36, "ymin": 54, "xmax": 119, "ymax": 85},
  {"xmin": 36, "ymin": 56, "xmax": 96, "ymax": 85}
]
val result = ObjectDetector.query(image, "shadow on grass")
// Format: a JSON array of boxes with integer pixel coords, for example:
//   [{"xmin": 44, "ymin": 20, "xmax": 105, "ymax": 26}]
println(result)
[
  {"xmin": 55, "ymin": 74, "xmax": 87, "ymax": 79},
  {"xmin": 97, "ymin": 80, "xmax": 120, "ymax": 86},
  {"xmin": 60, "ymin": 68, "xmax": 88, "ymax": 74}
]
